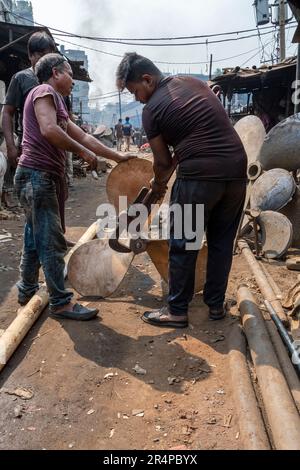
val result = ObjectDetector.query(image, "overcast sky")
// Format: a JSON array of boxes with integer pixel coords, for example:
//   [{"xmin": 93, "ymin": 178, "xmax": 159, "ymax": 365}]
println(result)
[{"xmin": 30, "ymin": 0, "xmax": 297, "ymax": 104}]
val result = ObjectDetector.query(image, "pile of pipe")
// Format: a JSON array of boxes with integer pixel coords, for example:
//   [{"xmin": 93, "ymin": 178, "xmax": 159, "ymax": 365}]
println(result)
[{"xmin": 235, "ymin": 114, "xmax": 300, "ymax": 259}]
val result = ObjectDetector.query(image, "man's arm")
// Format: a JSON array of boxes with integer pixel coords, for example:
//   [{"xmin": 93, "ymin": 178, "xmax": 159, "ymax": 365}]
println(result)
[
  {"xmin": 34, "ymin": 95, "xmax": 97, "ymax": 169},
  {"xmin": 2, "ymin": 105, "xmax": 19, "ymax": 167},
  {"xmin": 67, "ymin": 120, "xmax": 135, "ymax": 163},
  {"xmin": 148, "ymin": 134, "xmax": 175, "ymax": 196},
  {"xmin": 2, "ymin": 73, "xmax": 24, "ymax": 167}
]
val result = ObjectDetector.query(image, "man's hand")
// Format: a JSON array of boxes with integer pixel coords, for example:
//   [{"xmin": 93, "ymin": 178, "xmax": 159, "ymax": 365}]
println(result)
[
  {"xmin": 7, "ymin": 145, "xmax": 20, "ymax": 168},
  {"xmin": 78, "ymin": 148, "xmax": 98, "ymax": 171},
  {"xmin": 116, "ymin": 152, "xmax": 137, "ymax": 163},
  {"xmin": 150, "ymin": 178, "xmax": 167, "ymax": 199}
]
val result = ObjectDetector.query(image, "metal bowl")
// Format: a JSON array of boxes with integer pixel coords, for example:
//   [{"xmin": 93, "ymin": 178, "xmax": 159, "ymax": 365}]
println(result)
[{"xmin": 250, "ymin": 168, "xmax": 296, "ymax": 212}]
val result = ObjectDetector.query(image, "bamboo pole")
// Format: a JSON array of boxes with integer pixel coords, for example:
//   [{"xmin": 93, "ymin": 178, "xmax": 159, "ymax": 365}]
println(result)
[
  {"xmin": 0, "ymin": 222, "xmax": 98, "ymax": 372},
  {"xmin": 237, "ymin": 285, "xmax": 300, "ymax": 450},
  {"xmin": 228, "ymin": 324, "xmax": 270, "ymax": 450},
  {"xmin": 259, "ymin": 262, "xmax": 282, "ymax": 300},
  {"xmin": 0, "ymin": 287, "xmax": 49, "ymax": 370},
  {"xmin": 238, "ymin": 239, "xmax": 288, "ymax": 324}
]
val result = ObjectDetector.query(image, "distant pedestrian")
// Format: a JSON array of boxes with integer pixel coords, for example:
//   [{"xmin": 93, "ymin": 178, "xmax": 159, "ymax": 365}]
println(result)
[
  {"xmin": 114, "ymin": 118, "xmax": 123, "ymax": 151},
  {"xmin": 122, "ymin": 116, "xmax": 132, "ymax": 151},
  {"xmin": 133, "ymin": 128, "xmax": 142, "ymax": 149}
]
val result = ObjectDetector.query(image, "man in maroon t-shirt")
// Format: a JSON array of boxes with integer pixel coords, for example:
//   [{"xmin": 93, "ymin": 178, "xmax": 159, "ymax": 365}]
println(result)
[
  {"xmin": 116, "ymin": 52, "xmax": 247, "ymax": 327},
  {"xmin": 15, "ymin": 53, "xmax": 135, "ymax": 321}
]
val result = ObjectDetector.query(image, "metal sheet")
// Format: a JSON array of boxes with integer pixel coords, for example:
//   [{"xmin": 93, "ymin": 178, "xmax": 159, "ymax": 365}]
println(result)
[
  {"xmin": 280, "ymin": 186, "xmax": 300, "ymax": 248},
  {"xmin": 259, "ymin": 113, "xmax": 300, "ymax": 171},
  {"xmin": 106, "ymin": 158, "xmax": 154, "ymax": 211},
  {"xmin": 258, "ymin": 211, "xmax": 293, "ymax": 259},
  {"xmin": 234, "ymin": 115, "xmax": 266, "ymax": 165}
]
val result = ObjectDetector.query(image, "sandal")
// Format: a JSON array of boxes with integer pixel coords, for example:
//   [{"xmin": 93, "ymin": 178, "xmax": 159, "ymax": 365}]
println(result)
[{"xmin": 142, "ymin": 307, "xmax": 188, "ymax": 328}]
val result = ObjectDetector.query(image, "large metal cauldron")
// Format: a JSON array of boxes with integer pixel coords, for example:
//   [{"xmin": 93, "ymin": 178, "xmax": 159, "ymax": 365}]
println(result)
[
  {"xmin": 258, "ymin": 113, "xmax": 300, "ymax": 171},
  {"xmin": 250, "ymin": 168, "xmax": 296, "ymax": 212}
]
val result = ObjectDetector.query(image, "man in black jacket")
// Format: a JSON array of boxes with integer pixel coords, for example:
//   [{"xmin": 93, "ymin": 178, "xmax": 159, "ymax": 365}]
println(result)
[{"xmin": 2, "ymin": 31, "xmax": 56, "ymax": 170}]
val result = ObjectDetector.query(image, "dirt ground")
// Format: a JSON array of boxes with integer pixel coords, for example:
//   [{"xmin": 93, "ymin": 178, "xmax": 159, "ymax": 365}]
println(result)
[{"xmin": 0, "ymin": 166, "xmax": 298, "ymax": 451}]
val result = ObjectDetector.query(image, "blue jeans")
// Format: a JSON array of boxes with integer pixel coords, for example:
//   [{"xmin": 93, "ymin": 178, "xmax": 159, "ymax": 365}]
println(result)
[{"xmin": 14, "ymin": 167, "xmax": 73, "ymax": 309}]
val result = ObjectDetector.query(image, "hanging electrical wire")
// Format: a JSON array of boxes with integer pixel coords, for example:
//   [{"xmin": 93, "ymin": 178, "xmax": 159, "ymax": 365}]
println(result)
[
  {"xmin": 7, "ymin": 10, "xmax": 297, "ymax": 47},
  {"xmin": 240, "ymin": 38, "xmax": 274, "ymax": 67},
  {"xmin": 6, "ymin": 10, "xmax": 296, "ymax": 69},
  {"xmin": 55, "ymin": 36, "xmax": 268, "ymax": 66}
]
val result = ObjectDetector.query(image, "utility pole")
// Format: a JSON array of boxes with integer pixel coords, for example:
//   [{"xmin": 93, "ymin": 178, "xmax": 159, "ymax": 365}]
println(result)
[
  {"xmin": 279, "ymin": 0, "xmax": 286, "ymax": 62},
  {"xmin": 79, "ymin": 100, "xmax": 83, "ymax": 125},
  {"xmin": 209, "ymin": 54, "xmax": 213, "ymax": 80},
  {"xmin": 118, "ymin": 90, "xmax": 122, "ymax": 120},
  {"xmin": 295, "ymin": 44, "xmax": 300, "ymax": 114},
  {"xmin": 0, "ymin": 0, "xmax": 13, "ymax": 22}
]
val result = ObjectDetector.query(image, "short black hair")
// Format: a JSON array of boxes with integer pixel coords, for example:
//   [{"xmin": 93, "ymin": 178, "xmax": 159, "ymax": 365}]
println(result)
[
  {"xmin": 125, "ymin": 116, "xmax": 129, "ymax": 121},
  {"xmin": 28, "ymin": 31, "xmax": 56, "ymax": 56},
  {"xmin": 116, "ymin": 52, "xmax": 162, "ymax": 90},
  {"xmin": 35, "ymin": 53, "xmax": 68, "ymax": 84}
]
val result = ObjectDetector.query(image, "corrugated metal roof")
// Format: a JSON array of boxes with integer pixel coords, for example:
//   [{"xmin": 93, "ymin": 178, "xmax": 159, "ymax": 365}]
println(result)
[
  {"xmin": 213, "ymin": 56, "xmax": 297, "ymax": 94},
  {"xmin": 0, "ymin": 20, "xmax": 91, "ymax": 84}
]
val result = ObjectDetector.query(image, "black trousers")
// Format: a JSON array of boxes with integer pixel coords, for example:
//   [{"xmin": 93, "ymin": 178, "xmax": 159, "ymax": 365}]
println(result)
[{"xmin": 168, "ymin": 178, "xmax": 246, "ymax": 316}]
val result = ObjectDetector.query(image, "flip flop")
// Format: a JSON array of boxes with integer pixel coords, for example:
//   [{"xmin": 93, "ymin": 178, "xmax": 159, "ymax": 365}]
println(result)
[{"xmin": 142, "ymin": 308, "xmax": 188, "ymax": 328}]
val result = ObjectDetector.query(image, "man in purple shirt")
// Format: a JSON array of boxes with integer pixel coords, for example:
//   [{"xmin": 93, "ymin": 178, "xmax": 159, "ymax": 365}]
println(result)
[{"xmin": 15, "ymin": 53, "xmax": 134, "ymax": 320}]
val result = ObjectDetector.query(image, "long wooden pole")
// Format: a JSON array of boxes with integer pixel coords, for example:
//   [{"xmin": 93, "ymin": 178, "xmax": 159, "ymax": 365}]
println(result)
[
  {"xmin": 0, "ymin": 222, "xmax": 98, "ymax": 372},
  {"xmin": 259, "ymin": 262, "xmax": 282, "ymax": 300},
  {"xmin": 279, "ymin": 0, "xmax": 286, "ymax": 62}
]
